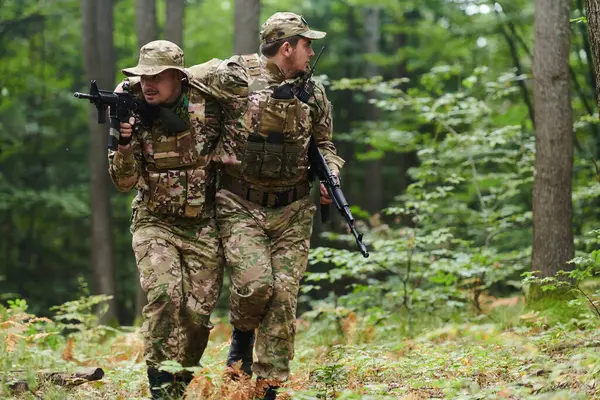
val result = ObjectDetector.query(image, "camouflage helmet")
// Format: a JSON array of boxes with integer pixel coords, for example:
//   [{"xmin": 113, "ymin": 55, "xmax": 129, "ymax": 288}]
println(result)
[
  {"xmin": 122, "ymin": 40, "xmax": 189, "ymax": 78},
  {"xmin": 260, "ymin": 12, "xmax": 326, "ymax": 45}
]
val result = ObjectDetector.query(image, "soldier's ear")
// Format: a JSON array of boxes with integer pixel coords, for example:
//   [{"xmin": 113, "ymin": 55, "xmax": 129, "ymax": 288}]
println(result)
[{"xmin": 281, "ymin": 41, "xmax": 293, "ymax": 57}]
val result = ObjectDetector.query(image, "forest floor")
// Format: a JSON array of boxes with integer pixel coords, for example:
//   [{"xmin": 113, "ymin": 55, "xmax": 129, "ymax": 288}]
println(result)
[{"xmin": 2, "ymin": 296, "xmax": 600, "ymax": 399}]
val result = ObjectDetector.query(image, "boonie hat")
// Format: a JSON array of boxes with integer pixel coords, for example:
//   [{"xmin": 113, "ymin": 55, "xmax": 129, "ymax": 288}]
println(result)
[
  {"xmin": 260, "ymin": 12, "xmax": 326, "ymax": 44},
  {"xmin": 122, "ymin": 40, "xmax": 189, "ymax": 78}
]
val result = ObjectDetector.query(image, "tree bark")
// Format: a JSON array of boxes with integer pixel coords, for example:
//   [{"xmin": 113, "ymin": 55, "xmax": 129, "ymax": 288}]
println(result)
[
  {"xmin": 165, "ymin": 0, "xmax": 185, "ymax": 47},
  {"xmin": 581, "ymin": 0, "xmax": 598, "ymax": 96},
  {"xmin": 585, "ymin": 0, "xmax": 600, "ymax": 108},
  {"xmin": 81, "ymin": 0, "xmax": 118, "ymax": 323},
  {"xmin": 234, "ymin": 0, "xmax": 260, "ymax": 54},
  {"xmin": 135, "ymin": 0, "xmax": 158, "ymax": 51},
  {"xmin": 362, "ymin": 7, "xmax": 383, "ymax": 214},
  {"xmin": 531, "ymin": 0, "xmax": 574, "ymax": 279}
]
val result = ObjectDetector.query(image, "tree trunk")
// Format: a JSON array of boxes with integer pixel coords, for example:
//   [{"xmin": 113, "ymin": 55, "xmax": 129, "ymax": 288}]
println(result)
[
  {"xmin": 234, "ymin": 0, "xmax": 260, "ymax": 54},
  {"xmin": 135, "ymin": 0, "xmax": 158, "ymax": 50},
  {"xmin": 132, "ymin": 0, "xmax": 160, "ymax": 319},
  {"xmin": 585, "ymin": 0, "xmax": 600, "ymax": 108},
  {"xmin": 531, "ymin": 0, "xmax": 574, "ymax": 279},
  {"xmin": 582, "ymin": 0, "xmax": 598, "ymax": 98},
  {"xmin": 165, "ymin": 0, "xmax": 185, "ymax": 47},
  {"xmin": 81, "ymin": 0, "xmax": 118, "ymax": 323},
  {"xmin": 362, "ymin": 7, "xmax": 383, "ymax": 214}
]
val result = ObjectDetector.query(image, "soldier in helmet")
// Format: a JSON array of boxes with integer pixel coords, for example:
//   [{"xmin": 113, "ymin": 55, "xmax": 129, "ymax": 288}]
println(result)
[
  {"xmin": 192, "ymin": 12, "xmax": 344, "ymax": 399},
  {"xmin": 108, "ymin": 40, "xmax": 223, "ymax": 399}
]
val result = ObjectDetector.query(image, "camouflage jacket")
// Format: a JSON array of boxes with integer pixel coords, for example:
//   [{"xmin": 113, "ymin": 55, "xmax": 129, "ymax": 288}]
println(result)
[
  {"xmin": 108, "ymin": 73, "xmax": 221, "ymax": 219},
  {"xmin": 193, "ymin": 54, "xmax": 344, "ymax": 190}
]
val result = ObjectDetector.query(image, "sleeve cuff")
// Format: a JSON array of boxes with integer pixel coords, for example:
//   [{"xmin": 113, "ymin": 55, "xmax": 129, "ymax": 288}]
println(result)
[{"xmin": 326, "ymin": 154, "xmax": 345, "ymax": 173}]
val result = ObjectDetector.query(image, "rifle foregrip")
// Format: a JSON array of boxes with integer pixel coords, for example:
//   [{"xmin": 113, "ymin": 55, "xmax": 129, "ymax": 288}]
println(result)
[{"xmin": 332, "ymin": 186, "xmax": 348, "ymax": 208}]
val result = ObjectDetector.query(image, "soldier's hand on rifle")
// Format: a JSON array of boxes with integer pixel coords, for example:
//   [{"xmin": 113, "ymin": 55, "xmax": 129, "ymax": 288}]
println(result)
[
  {"xmin": 118, "ymin": 117, "xmax": 135, "ymax": 150},
  {"xmin": 111, "ymin": 82, "xmax": 133, "ymax": 151},
  {"xmin": 319, "ymin": 170, "xmax": 339, "ymax": 204}
]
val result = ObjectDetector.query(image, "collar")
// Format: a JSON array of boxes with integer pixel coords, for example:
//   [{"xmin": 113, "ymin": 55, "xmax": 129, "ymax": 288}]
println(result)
[{"xmin": 261, "ymin": 55, "xmax": 287, "ymax": 84}]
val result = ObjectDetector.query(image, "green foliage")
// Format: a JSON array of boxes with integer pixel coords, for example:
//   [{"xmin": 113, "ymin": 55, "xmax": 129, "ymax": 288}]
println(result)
[
  {"xmin": 2, "ymin": 297, "xmax": 600, "ymax": 399},
  {"xmin": 50, "ymin": 293, "xmax": 114, "ymax": 333},
  {"xmin": 520, "ymin": 228, "xmax": 600, "ymax": 326},
  {"xmin": 308, "ymin": 65, "xmax": 535, "ymax": 338},
  {"xmin": 309, "ymin": 359, "xmax": 349, "ymax": 398},
  {"xmin": 1, "ymin": 0, "xmax": 599, "ymax": 355}
]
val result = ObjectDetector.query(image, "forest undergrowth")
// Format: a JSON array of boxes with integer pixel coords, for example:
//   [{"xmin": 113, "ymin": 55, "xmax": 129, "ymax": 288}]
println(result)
[{"xmin": 2, "ymin": 292, "xmax": 600, "ymax": 400}]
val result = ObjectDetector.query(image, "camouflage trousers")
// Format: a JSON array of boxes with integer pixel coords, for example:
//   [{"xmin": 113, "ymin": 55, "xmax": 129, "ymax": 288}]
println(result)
[
  {"xmin": 216, "ymin": 189, "xmax": 316, "ymax": 381},
  {"xmin": 131, "ymin": 207, "xmax": 224, "ymax": 369}
]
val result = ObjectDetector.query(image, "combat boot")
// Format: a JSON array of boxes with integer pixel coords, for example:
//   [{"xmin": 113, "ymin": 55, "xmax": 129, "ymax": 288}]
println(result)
[
  {"xmin": 147, "ymin": 368, "xmax": 193, "ymax": 399},
  {"xmin": 147, "ymin": 367, "xmax": 174, "ymax": 399},
  {"xmin": 226, "ymin": 327, "xmax": 255, "ymax": 377},
  {"xmin": 171, "ymin": 370, "xmax": 193, "ymax": 398},
  {"xmin": 255, "ymin": 377, "xmax": 279, "ymax": 400}
]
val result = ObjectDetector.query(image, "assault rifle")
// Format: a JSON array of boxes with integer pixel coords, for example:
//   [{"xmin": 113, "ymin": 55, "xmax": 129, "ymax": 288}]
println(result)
[
  {"xmin": 74, "ymin": 80, "xmax": 151, "ymax": 150},
  {"xmin": 294, "ymin": 47, "xmax": 369, "ymax": 258}
]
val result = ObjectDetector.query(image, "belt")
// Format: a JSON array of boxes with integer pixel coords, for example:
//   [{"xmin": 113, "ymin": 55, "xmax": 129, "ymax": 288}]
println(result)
[{"xmin": 220, "ymin": 174, "xmax": 310, "ymax": 208}]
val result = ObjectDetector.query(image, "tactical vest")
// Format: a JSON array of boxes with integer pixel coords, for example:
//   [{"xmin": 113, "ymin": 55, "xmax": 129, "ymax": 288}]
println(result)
[
  {"xmin": 129, "ymin": 79, "xmax": 216, "ymax": 218},
  {"xmin": 228, "ymin": 54, "xmax": 312, "ymax": 184}
]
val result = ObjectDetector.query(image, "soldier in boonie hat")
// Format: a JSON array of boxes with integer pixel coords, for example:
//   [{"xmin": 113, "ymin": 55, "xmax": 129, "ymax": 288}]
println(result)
[
  {"xmin": 110, "ymin": 39, "xmax": 225, "ymax": 399},
  {"xmin": 120, "ymin": 40, "xmax": 190, "ymax": 106},
  {"xmin": 122, "ymin": 40, "xmax": 189, "ymax": 78},
  {"xmin": 260, "ymin": 12, "xmax": 326, "ymax": 44}
]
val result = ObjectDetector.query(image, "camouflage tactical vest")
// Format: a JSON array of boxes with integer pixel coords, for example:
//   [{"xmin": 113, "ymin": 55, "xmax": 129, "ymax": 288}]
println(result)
[
  {"xmin": 129, "ymin": 79, "xmax": 217, "ymax": 218},
  {"xmin": 228, "ymin": 54, "xmax": 312, "ymax": 184}
]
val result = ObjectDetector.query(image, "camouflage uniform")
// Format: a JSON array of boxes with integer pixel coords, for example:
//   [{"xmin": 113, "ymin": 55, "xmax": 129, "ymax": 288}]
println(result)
[
  {"xmin": 108, "ymin": 40, "xmax": 223, "ymax": 370},
  {"xmin": 193, "ymin": 14, "xmax": 344, "ymax": 382}
]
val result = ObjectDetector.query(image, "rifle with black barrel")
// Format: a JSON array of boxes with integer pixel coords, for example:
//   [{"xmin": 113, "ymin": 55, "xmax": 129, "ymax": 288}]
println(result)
[
  {"xmin": 74, "ymin": 80, "xmax": 151, "ymax": 150},
  {"xmin": 290, "ymin": 47, "xmax": 369, "ymax": 258}
]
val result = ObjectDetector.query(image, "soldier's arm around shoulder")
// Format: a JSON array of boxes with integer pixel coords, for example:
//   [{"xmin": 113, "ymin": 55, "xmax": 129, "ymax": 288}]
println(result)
[
  {"xmin": 107, "ymin": 79, "xmax": 143, "ymax": 192},
  {"xmin": 188, "ymin": 56, "xmax": 249, "ymax": 119},
  {"xmin": 310, "ymin": 81, "xmax": 345, "ymax": 174}
]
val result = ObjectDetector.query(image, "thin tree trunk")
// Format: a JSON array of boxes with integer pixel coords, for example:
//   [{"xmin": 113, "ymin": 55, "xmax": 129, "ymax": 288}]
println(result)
[
  {"xmin": 494, "ymin": 4, "xmax": 536, "ymax": 128},
  {"xmin": 362, "ymin": 7, "xmax": 383, "ymax": 214},
  {"xmin": 135, "ymin": 0, "xmax": 158, "ymax": 51},
  {"xmin": 531, "ymin": 0, "xmax": 574, "ymax": 279},
  {"xmin": 81, "ymin": 0, "xmax": 118, "ymax": 323},
  {"xmin": 581, "ymin": 0, "xmax": 598, "ymax": 94},
  {"xmin": 165, "ymin": 0, "xmax": 185, "ymax": 47},
  {"xmin": 234, "ymin": 0, "xmax": 260, "ymax": 54},
  {"xmin": 585, "ymin": 0, "xmax": 600, "ymax": 108},
  {"xmin": 132, "ymin": 0, "xmax": 160, "ymax": 319}
]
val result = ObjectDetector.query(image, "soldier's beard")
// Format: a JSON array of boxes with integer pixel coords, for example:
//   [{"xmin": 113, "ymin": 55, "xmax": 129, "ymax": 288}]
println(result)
[
  {"xmin": 293, "ymin": 70, "xmax": 307, "ymax": 79},
  {"xmin": 143, "ymin": 90, "xmax": 161, "ymax": 105}
]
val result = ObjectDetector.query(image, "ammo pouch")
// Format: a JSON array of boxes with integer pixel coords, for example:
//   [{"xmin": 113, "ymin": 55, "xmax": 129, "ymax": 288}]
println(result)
[
  {"xmin": 237, "ymin": 55, "xmax": 310, "ymax": 182},
  {"xmin": 152, "ymin": 129, "xmax": 198, "ymax": 169},
  {"xmin": 146, "ymin": 167, "xmax": 212, "ymax": 218},
  {"xmin": 241, "ymin": 133, "xmax": 301, "ymax": 180},
  {"xmin": 145, "ymin": 127, "xmax": 211, "ymax": 218}
]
